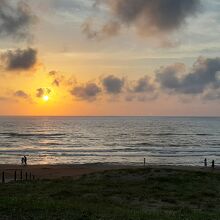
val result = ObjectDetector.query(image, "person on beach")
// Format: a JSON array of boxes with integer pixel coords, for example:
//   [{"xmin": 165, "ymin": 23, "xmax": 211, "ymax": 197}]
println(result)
[
  {"xmin": 204, "ymin": 158, "xmax": 207, "ymax": 167},
  {"xmin": 24, "ymin": 156, "xmax": 27, "ymax": 165},
  {"xmin": 212, "ymin": 160, "xmax": 215, "ymax": 169},
  {"xmin": 21, "ymin": 157, "xmax": 24, "ymax": 165}
]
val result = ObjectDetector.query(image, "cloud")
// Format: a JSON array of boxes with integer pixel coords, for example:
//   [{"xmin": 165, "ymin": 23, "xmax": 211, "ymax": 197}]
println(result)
[
  {"xmin": 0, "ymin": 91, "xmax": 30, "ymax": 103},
  {"xmin": 48, "ymin": 70, "xmax": 64, "ymax": 87},
  {"xmin": 1, "ymin": 48, "xmax": 37, "ymax": 71},
  {"xmin": 82, "ymin": 19, "xmax": 121, "ymax": 40},
  {"xmin": 132, "ymin": 76, "xmax": 155, "ymax": 93},
  {"xmin": 125, "ymin": 76, "xmax": 158, "ymax": 102},
  {"xmin": 36, "ymin": 88, "xmax": 51, "ymax": 98},
  {"xmin": 102, "ymin": 75, "xmax": 125, "ymax": 94},
  {"xmin": 14, "ymin": 90, "xmax": 29, "ymax": 99},
  {"xmin": 156, "ymin": 57, "xmax": 220, "ymax": 95},
  {"xmin": 69, "ymin": 75, "xmax": 157, "ymax": 102},
  {"xmin": 85, "ymin": 0, "xmax": 201, "ymax": 40},
  {"xmin": 0, "ymin": 0, "xmax": 37, "ymax": 40},
  {"xmin": 70, "ymin": 83, "xmax": 101, "ymax": 101},
  {"xmin": 36, "ymin": 88, "xmax": 44, "ymax": 98}
]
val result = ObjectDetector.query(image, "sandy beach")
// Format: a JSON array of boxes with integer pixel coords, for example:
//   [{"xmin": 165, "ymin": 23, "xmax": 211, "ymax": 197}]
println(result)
[
  {"xmin": 0, "ymin": 163, "xmax": 219, "ymax": 181},
  {"xmin": 0, "ymin": 163, "xmax": 131, "ymax": 181}
]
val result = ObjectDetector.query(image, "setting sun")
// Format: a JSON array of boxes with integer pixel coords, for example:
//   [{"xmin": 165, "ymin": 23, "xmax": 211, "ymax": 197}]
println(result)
[{"xmin": 43, "ymin": 95, "xmax": 49, "ymax": 102}]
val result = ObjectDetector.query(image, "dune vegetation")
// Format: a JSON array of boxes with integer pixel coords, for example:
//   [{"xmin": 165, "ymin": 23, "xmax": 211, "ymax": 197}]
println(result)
[{"xmin": 0, "ymin": 168, "xmax": 220, "ymax": 220}]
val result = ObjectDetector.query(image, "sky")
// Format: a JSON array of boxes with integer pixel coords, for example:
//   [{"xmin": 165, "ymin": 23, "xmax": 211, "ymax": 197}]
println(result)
[{"xmin": 0, "ymin": 0, "xmax": 220, "ymax": 116}]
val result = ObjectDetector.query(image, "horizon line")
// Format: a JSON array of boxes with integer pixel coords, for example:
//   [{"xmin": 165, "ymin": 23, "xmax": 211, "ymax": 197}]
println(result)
[{"xmin": 0, "ymin": 115, "xmax": 220, "ymax": 118}]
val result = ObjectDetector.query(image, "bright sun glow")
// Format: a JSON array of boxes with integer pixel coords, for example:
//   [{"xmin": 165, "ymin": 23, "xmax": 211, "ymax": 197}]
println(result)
[{"xmin": 43, "ymin": 95, "xmax": 49, "ymax": 102}]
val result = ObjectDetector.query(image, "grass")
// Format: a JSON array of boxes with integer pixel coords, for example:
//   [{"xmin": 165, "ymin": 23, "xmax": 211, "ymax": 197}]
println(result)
[{"xmin": 0, "ymin": 168, "xmax": 220, "ymax": 219}]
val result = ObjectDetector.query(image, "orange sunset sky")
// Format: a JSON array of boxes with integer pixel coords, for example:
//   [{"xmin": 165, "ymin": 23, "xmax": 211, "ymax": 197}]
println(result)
[{"xmin": 1, "ymin": 0, "xmax": 220, "ymax": 116}]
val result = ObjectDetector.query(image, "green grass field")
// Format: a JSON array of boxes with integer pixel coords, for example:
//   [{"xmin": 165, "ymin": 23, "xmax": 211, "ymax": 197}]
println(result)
[{"xmin": 0, "ymin": 168, "xmax": 220, "ymax": 220}]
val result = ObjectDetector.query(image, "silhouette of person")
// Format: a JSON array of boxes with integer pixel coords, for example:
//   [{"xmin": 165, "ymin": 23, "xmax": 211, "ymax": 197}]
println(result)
[
  {"xmin": 204, "ymin": 158, "xmax": 207, "ymax": 167},
  {"xmin": 24, "ymin": 156, "xmax": 27, "ymax": 165},
  {"xmin": 21, "ymin": 157, "xmax": 24, "ymax": 165},
  {"xmin": 212, "ymin": 160, "xmax": 215, "ymax": 169}
]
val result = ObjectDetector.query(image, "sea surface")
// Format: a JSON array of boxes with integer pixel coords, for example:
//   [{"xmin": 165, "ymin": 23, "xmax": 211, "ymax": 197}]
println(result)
[{"xmin": 0, "ymin": 116, "xmax": 220, "ymax": 166}]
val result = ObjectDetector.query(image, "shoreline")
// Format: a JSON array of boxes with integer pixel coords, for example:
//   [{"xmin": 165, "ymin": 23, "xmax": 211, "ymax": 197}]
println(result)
[{"xmin": 0, "ymin": 163, "xmax": 219, "ymax": 180}]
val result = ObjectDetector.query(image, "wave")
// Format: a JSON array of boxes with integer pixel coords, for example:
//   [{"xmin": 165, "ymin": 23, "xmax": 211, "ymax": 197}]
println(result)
[
  {"xmin": 138, "ymin": 132, "xmax": 214, "ymax": 136},
  {"xmin": 0, "ymin": 132, "xmax": 66, "ymax": 138}
]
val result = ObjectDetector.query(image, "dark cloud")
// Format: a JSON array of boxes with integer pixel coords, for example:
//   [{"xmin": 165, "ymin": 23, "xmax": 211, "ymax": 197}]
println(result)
[
  {"xmin": 132, "ymin": 76, "xmax": 155, "ymax": 93},
  {"xmin": 70, "ymin": 83, "xmax": 101, "ymax": 101},
  {"xmin": 102, "ymin": 75, "xmax": 125, "ymax": 94},
  {"xmin": 156, "ymin": 57, "xmax": 220, "ymax": 95},
  {"xmin": 1, "ymin": 48, "xmax": 37, "ymax": 71},
  {"xmin": 125, "ymin": 76, "xmax": 158, "ymax": 102},
  {"xmin": 0, "ymin": 0, "xmax": 36, "ymax": 40},
  {"xmin": 14, "ymin": 90, "xmax": 29, "ymax": 99},
  {"xmin": 86, "ymin": 0, "xmax": 201, "ymax": 40},
  {"xmin": 36, "ymin": 88, "xmax": 44, "ymax": 98},
  {"xmin": 36, "ymin": 88, "xmax": 51, "ymax": 98}
]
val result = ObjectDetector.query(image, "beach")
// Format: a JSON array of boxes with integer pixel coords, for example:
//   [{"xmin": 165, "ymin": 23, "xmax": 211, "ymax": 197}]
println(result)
[
  {"xmin": 0, "ymin": 163, "xmax": 219, "ymax": 181},
  {"xmin": 0, "ymin": 163, "xmax": 132, "ymax": 182}
]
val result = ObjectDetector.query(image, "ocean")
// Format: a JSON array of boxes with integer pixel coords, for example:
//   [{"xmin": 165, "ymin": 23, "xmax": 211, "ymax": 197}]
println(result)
[{"xmin": 0, "ymin": 116, "xmax": 220, "ymax": 166}]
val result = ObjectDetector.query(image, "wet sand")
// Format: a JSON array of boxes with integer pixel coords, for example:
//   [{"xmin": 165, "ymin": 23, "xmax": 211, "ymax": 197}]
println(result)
[{"xmin": 0, "ymin": 164, "xmax": 219, "ymax": 181}]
